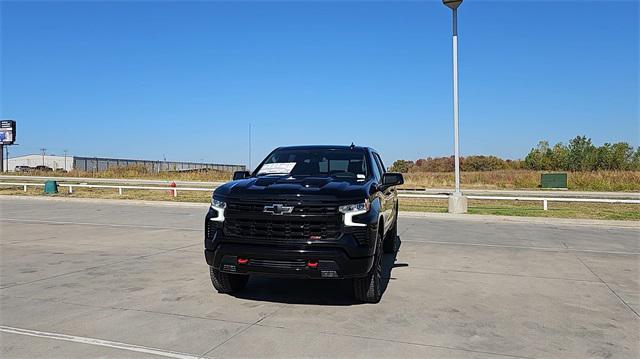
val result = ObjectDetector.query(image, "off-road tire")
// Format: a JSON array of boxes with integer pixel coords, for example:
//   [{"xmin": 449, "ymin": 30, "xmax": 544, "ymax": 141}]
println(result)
[
  {"xmin": 209, "ymin": 266, "xmax": 249, "ymax": 293},
  {"xmin": 354, "ymin": 231, "xmax": 383, "ymax": 303}
]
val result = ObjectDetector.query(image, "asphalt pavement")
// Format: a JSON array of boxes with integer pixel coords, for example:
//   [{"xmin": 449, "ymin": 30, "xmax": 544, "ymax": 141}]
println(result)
[{"xmin": 0, "ymin": 196, "xmax": 638, "ymax": 358}]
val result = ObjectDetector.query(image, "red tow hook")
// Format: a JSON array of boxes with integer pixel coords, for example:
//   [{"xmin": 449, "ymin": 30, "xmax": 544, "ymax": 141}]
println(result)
[
  {"xmin": 307, "ymin": 260, "xmax": 319, "ymax": 268},
  {"xmin": 237, "ymin": 258, "xmax": 249, "ymax": 265}
]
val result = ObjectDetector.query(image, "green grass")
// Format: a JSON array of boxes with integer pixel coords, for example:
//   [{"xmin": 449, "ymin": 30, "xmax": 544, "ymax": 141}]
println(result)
[
  {"xmin": 400, "ymin": 198, "xmax": 640, "ymax": 221},
  {"xmin": 2, "ymin": 186, "xmax": 638, "ymax": 221}
]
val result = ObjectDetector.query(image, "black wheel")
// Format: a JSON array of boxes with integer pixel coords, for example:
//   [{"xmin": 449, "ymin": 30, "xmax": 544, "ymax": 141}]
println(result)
[
  {"xmin": 209, "ymin": 266, "xmax": 249, "ymax": 293},
  {"xmin": 354, "ymin": 231, "xmax": 383, "ymax": 303},
  {"xmin": 383, "ymin": 211, "xmax": 399, "ymax": 254}
]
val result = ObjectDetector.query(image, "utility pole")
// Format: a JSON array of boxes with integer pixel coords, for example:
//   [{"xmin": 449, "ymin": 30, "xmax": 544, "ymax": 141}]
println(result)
[
  {"xmin": 2, "ymin": 144, "xmax": 18, "ymax": 172},
  {"xmin": 163, "ymin": 154, "xmax": 167, "ymax": 173},
  {"xmin": 63, "ymin": 149, "xmax": 68, "ymax": 171},
  {"xmin": 40, "ymin": 148, "xmax": 47, "ymax": 166},
  {"xmin": 443, "ymin": 0, "xmax": 468, "ymax": 213}
]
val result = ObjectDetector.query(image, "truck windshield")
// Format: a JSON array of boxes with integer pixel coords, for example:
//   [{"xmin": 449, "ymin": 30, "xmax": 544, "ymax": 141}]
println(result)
[{"xmin": 255, "ymin": 148, "xmax": 368, "ymax": 179}]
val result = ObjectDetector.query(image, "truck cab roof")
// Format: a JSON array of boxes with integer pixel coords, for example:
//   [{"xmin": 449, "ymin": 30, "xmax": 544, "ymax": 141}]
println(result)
[{"xmin": 274, "ymin": 145, "xmax": 374, "ymax": 152}]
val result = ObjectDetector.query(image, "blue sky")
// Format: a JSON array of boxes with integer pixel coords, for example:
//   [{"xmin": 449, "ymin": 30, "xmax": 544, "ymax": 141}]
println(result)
[{"xmin": 1, "ymin": 0, "xmax": 638, "ymax": 167}]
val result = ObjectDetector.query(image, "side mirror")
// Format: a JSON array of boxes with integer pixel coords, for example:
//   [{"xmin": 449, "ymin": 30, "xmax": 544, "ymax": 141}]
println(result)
[
  {"xmin": 382, "ymin": 172, "xmax": 404, "ymax": 187},
  {"xmin": 233, "ymin": 171, "xmax": 251, "ymax": 181}
]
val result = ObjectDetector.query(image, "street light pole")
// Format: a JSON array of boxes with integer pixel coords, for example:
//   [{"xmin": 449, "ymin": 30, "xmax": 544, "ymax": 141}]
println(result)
[
  {"xmin": 452, "ymin": 7, "xmax": 461, "ymax": 194},
  {"xmin": 443, "ymin": 0, "xmax": 468, "ymax": 213}
]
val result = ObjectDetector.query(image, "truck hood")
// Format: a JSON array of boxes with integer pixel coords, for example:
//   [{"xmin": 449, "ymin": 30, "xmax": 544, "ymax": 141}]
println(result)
[{"xmin": 213, "ymin": 175, "xmax": 370, "ymax": 202}]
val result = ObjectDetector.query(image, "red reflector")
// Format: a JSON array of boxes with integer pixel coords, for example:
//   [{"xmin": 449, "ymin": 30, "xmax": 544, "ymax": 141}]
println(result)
[
  {"xmin": 237, "ymin": 258, "xmax": 249, "ymax": 265},
  {"xmin": 307, "ymin": 260, "xmax": 318, "ymax": 268}
]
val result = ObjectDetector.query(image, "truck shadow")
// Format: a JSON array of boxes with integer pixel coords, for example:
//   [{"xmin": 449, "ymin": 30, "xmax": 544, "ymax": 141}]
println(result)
[{"xmin": 231, "ymin": 236, "xmax": 408, "ymax": 306}]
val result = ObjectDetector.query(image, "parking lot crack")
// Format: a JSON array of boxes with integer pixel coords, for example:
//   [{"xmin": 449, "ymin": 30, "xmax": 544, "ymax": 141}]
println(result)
[
  {"xmin": 548, "ymin": 230, "xmax": 640, "ymax": 320},
  {"xmin": 316, "ymin": 331, "xmax": 535, "ymax": 359},
  {"xmin": 1, "ymin": 294, "xmax": 255, "ymax": 327},
  {"xmin": 198, "ymin": 304, "xmax": 287, "ymax": 358},
  {"xmin": 574, "ymin": 255, "xmax": 640, "ymax": 319},
  {"xmin": 0, "ymin": 242, "xmax": 201, "ymax": 290},
  {"xmin": 408, "ymin": 265, "xmax": 601, "ymax": 283}
]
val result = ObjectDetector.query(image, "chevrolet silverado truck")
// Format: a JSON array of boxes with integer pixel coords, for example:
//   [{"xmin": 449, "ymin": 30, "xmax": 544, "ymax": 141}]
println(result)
[{"xmin": 204, "ymin": 145, "xmax": 403, "ymax": 303}]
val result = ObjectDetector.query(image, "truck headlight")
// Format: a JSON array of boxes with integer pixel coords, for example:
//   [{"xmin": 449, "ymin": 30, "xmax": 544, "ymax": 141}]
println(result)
[
  {"xmin": 339, "ymin": 200, "xmax": 369, "ymax": 227},
  {"xmin": 339, "ymin": 202, "xmax": 369, "ymax": 213},
  {"xmin": 210, "ymin": 197, "xmax": 226, "ymax": 222},
  {"xmin": 211, "ymin": 198, "xmax": 226, "ymax": 209}
]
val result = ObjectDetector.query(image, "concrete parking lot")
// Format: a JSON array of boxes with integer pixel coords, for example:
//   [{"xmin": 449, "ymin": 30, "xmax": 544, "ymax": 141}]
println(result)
[{"xmin": 1, "ymin": 196, "xmax": 638, "ymax": 358}]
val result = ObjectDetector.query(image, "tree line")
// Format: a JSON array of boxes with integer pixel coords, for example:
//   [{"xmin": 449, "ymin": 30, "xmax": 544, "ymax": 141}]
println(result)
[{"xmin": 389, "ymin": 136, "xmax": 640, "ymax": 173}]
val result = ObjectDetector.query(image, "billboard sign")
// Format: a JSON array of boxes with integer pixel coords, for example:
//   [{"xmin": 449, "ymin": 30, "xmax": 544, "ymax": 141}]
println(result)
[{"xmin": 0, "ymin": 120, "xmax": 16, "ymax": 145}]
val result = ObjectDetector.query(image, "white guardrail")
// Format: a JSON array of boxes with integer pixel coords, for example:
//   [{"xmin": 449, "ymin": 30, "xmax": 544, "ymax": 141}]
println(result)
[
  {"xmin": 397, "ymin": 193, "xmax": 640, "ymax": 211},
  {"xmin": 0, "ymin": 175, "xmax": 222, "ymax": 187},
  {"xmin": 0, "ymin": 182, "xmax": 209, "ymax": 198},
  {"xmin": 1, "ymin": 181, "xmax": 639, "ymax": 210}
]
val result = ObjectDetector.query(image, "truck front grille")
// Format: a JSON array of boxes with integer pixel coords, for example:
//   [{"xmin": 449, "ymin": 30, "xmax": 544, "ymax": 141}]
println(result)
[
  {"xmin": 224, "ymin": 199, "xmax": 342, "ymax": 241},
  {"xmin": 226, "ymin": 202, "xmax": 338, "ymax": 216},
  {"xmin": 224, "ymin": 217, "xmax": 341, "ymax": 241}
]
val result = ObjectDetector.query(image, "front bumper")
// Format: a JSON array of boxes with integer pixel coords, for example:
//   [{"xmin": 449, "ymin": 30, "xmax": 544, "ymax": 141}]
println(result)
[
  {"xmin": 204, "ymin": 244, "xmax": 373, "ymax": 279},
  {"xmin": 204, "ymin": 206, "xmax": 378, "ymax": 279}
]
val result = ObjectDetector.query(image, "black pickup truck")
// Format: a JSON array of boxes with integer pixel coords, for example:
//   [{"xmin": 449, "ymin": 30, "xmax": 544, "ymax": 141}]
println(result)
[{"xmin": 204, "ymin": 145, "xmax": 403, "ymax": 303}]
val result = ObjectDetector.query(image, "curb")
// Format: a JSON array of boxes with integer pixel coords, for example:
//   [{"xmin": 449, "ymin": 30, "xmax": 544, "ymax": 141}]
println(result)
[
  {"xmin": 0, "ymin": 195, "xmax": 210, "ymax": 209},
  {"xmin": 399, "ymin": 211, "xmax": 640, "ymax": 229}
]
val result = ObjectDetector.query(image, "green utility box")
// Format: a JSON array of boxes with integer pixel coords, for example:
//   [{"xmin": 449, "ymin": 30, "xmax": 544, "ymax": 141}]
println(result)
[
  {"xmin": 44, "ymin": 180, "xmax": 58, "ymax": 194},
  {"xmin": 540, "ymin": 173, "xmax": 567, "ymax": 189}
]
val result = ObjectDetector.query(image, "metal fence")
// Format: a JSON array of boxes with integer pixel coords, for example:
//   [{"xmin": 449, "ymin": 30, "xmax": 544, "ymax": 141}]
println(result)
[{"xmin": 73, "ymin": 156, "xmax": 245, "ymax": 173}]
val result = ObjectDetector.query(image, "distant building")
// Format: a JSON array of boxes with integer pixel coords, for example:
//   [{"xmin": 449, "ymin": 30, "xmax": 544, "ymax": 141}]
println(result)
[
  {"xmin": 6, "ymin": 154, "xmax": 245, "ymax": 173},
  {"xmin": 7, "ymin": 155, "xmax": 73, "ymax": 171}
]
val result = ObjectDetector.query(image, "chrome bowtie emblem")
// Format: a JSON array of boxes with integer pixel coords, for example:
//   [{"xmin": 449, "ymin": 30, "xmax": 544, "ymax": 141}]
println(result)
[{"xmin": 263, "ymin": 204, "xmax": 294, "ymax": 215}]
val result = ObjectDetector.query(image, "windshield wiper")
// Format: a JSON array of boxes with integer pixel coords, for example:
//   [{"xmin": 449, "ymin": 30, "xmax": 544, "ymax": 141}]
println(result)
[
  {"xmin": 258, "ymin": 172, "xmax": 291, "ymax": 176},
  {"xmin": 331, "ymin": 173, "xmax": 357, "ymax": 178}
]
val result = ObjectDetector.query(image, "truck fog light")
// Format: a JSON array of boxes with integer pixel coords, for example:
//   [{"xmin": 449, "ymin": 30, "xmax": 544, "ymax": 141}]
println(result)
[
  {"xmin": 223, "ymin": 264, "xmax": 236, "ymax": 272},
  {"xmin": 321, "ymin": 270, "xmax": 338, "ymax": 278}
]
